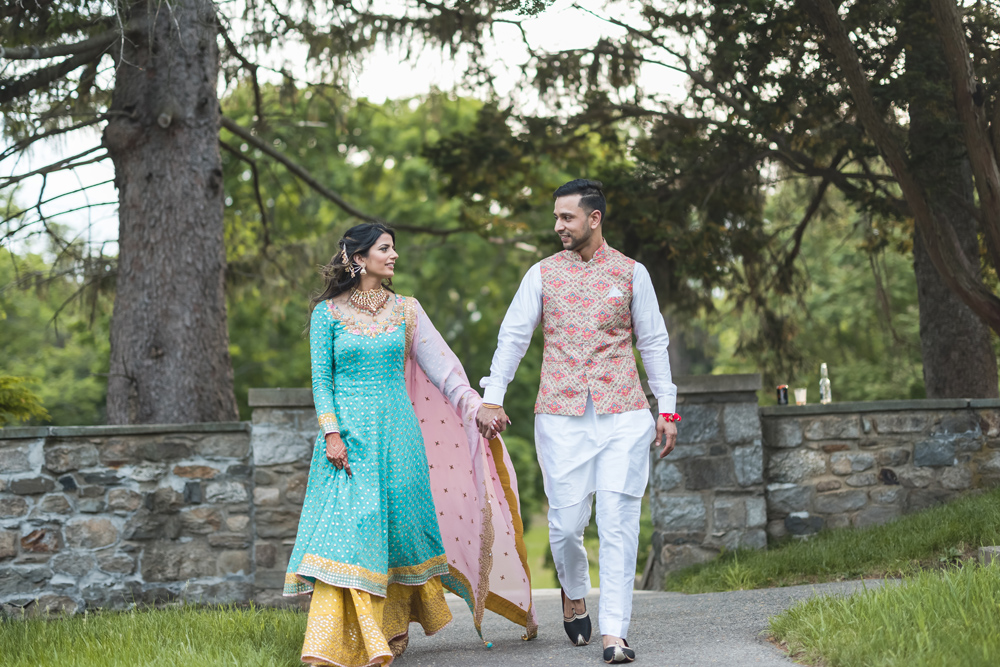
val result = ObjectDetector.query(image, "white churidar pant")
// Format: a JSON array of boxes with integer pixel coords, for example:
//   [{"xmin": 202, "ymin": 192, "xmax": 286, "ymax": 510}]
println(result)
[{"xmin": 536, "ymin": 393, "xmax": 656, "ymax": 639}]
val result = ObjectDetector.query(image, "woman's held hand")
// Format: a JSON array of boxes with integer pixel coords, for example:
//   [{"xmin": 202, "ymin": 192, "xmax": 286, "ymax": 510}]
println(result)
[{"xmin": 325, "ymin": 433, "xmax": 352, "ymax": 477}]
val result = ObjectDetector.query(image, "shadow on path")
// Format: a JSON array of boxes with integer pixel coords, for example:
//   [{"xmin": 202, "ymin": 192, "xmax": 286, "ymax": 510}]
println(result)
[{"xmin": 403, "ymin": 580, "xmax": 887, "ymax": 666}]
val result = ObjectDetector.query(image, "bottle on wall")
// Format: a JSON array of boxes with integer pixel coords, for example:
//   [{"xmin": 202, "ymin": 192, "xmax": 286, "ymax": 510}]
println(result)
[{"xmin": 819, "ymin": 363, "xmax": 832, "ymax": 405}]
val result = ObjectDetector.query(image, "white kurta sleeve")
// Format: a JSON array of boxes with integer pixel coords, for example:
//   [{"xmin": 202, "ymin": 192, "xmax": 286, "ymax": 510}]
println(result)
[
  {"xmin": 412, "ymin": 300, "xmax": 481, "ymax": 414},
  {"xmin": 632, "ymin": 262, "xmax": 677, "ymax": 414},
  {"xmin": 479, "ymin": 263, "xmax": 543, "ymax": 406}
]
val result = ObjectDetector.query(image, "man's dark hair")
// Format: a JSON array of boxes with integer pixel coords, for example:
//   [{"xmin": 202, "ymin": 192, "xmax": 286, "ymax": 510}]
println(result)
[{"xmin": 553, "ymin": 179, "xmax": 606, "ymax": 224}]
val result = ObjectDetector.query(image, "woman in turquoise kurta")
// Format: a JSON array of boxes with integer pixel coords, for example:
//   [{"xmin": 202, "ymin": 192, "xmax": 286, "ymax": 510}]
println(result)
[{"xmin": 285, "ymin": 222, "xmax": 537, "ymax": 667}]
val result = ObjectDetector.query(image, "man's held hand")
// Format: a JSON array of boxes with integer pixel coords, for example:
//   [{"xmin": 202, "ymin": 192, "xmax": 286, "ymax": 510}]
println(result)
[
  {"xmin": 475, "ymin": 404, "xmax": 510, "ymax": 439},
  {"xmin": 657, "ymin": 415, "xmax": 678, "ymax": 459}
]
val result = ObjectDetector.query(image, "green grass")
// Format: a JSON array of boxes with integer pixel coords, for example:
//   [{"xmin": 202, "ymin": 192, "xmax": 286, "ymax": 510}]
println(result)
[
  {"xmin": 0, "ymin": 604, "xmax": 306, "ymax": 667},
  {"xmin": 769, "ymin": 560, "xmax": 1000, "ymax": 666},
  {"xmin": 666, "ymin": 487, "xmax": 1000, "ymax": 593}
]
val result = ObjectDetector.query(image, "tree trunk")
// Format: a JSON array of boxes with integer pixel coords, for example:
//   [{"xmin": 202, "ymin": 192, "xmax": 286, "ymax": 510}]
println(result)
[
  {"xmin": 103, "ymin": 0, "xmax": 238, "ymax": 423},
  {"xmin": 905, "ymin": 0, "xmax": 999, "ymax": 399}
]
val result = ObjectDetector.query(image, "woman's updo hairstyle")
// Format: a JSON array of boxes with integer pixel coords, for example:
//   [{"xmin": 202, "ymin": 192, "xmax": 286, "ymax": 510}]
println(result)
[{"xmin": 310, "ymin": 222, "xmax": 396, "ymax": 313}]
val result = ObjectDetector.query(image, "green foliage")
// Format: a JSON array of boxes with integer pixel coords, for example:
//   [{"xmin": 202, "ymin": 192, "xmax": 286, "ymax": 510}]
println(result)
[
  {"xmin": 770, "ymin": 561, "xmax": 1000, "ymax": 667},
  {"xmin": 710, "ymin": 184, "xmax": 925, "ymax": 402},
  {"xmin": 0, "ymin": 375, "xmax": 49, "ymax": 426},
  {"xmin": 0, "ymin": 248, "xmax": 110, "ymax": 425},
  {"xmin": 0, "ymin": 604, "xmax": 306, "ymax": 667},
  {"xmin": 665, "ymin": 487, "xmax": 1000, "ymax": 593}
]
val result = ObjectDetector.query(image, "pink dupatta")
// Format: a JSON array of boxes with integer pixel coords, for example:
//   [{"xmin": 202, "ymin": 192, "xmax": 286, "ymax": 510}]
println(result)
[{"xmin": 403, "ymin": 298, "xmax": 538, "ymax": 641}]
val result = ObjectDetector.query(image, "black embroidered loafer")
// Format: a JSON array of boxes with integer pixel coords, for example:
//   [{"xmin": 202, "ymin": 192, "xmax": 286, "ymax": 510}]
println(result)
[
  {"xmin": 561, "ymin": 588, "xmax": 591, "ymax": 646},
  {"xmin": 603, "ymin": 639, "xmax": 636, "ymax": 664}
]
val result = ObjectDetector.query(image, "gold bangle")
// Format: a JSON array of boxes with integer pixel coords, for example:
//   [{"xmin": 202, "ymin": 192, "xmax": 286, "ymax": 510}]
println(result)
[{"xmin": 482, "ymin": 403, "xmax": 502, "ymax": 409}]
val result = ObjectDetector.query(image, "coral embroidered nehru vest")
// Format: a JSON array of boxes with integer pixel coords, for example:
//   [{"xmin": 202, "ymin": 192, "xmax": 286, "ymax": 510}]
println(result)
[{"xmin": 535, "ymin": 242, "xmax": 649, "ymax": 416}]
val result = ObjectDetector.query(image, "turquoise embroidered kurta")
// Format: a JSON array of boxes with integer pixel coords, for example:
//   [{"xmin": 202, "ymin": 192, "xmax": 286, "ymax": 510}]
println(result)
[{"xmin": 284, "ymin": 296, "xmax": 448, "ymax": 597}]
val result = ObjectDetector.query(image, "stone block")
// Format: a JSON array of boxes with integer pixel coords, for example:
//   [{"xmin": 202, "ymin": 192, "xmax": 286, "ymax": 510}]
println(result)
[
  {"xmin": 140, "ymin": 543, "xmax": 185, "ymax": 581},
  {"xmin": 767, "ymin": 449, "xmax": 827, "ymax": 483},
  {"xmin": 676, "ymin": 405, "xmax": 722, "ymax": 443},
  {"xmin": 285, "ymin": 472, "xmax": 310, "ymax": 505},
  {"xmin": 253, "ymin": 487, "xmax": 281, "ymax": 506},
  {"xmin": 226, "ymin": 514, "xmax": 250, "ymax": 531},
  {"xmin": 57, "ymin": 475, "xmax": 77, "ymax": 491},
  {"xmin": 664, "ymin": 444, "xmax": 707, "ymax": 460},
  {"xmin": 940, "ymin": 467, "xmax": 973, "ymax": 490},
  {"xmin": 686, "ymin": 458, "xmax": 736, "ymax": 490},
  {"xmin": 746, "ymin": 496, "xmax": 767, "ymax": 528},
  {"xmin": 0, "ymin": 566, "xmax": 51, "ymax": 597},
  {"xmin": 173, "ymin": 465, "xmax": 221, "ymax": 479},
  {"xmin": 44, "ymin": 444, "xmax": 99, "ymax": 474},
  {"xmin": 38, "ymin": 494, "xmax": 72, "ymax": 514},
  {"xmin": 652, "ymin": 461, "xmax": 683, "ymax": 492},
  {"xmin": 209, "ymin": 532, "xmax": 252, "ymax": 549},
  {"xmin": 657, "ymin": 543, "xmax": 717, "ymax": 573},
  {"xmin": 906, "ymin": 489, "xmax": 954, "ymax": 513},
  {"xmin": 255, "ymin": 542, "xmax": 277, "ymax": 568},
  {"xmin": 853, "ymin": 506, "xmax": 901, "ymax": 528},
  {"xmin": 0, "ymin": 530, "xmax": 17, "ymax": 559},
  {"xmin": 978, "ymin": 452, "xmax": 1000, "ymax": 474},
  {"xmin": 184, "ymin": 482, "xmax": 203, "ymax": 504},
  {"xmin": 217, "ymin": 550, "xmax": 251, "ymax": 576},
  {"xmin": 723, "ymin": 403, "xmax": 760, "ymax": 443},
  {"xmin": 97, "ymin": 552, "xmax": 136, "ymax": 575},
  {"xmin": 764, "ymin": 419, "xmax": 802, "ymax": 449},
  {"xmin": 978, "ymin": 546, "xmax": 1000, "ymax": 565},
  {"xmin": 733, "ymin": 442, "xmax": 764, "ymax": 487},
  {"xmin": 877, "ymin": 448, "xmax": 910, "ymax": 467},
  {"xmin": 0, "ymin": 446, "xmax": 32, "ymax": 473},
  {"xmin": 251, "ymin": 427, "xmax": 311, "ymax": 467},
  {"xmin": 29, "ymin": 594, "xmax": 79, "ymax": 616},
  {"xmin": 830, "ymin": 452, "xmax": 875, "ymax": 475},
  {"xmin": 197, "ymin": 433, "xmax": 251, "ymax": 459},
  {"xmin": 51, "ymin": 551, "xmax": 96, "ymax": 577},
  {"xmin": 99, "ymin": 440, "xmax": 138, "ymax": 467},
  {"xmin": 227, "ymin": 464, "xmax": 252, "ymax": 478},
  {"xmin": 205, "ymin": 480, "xmax": 249, "ymax": 504},
  {"xmin": 650, "ymin": 494, "xmax": 706, "ymax": 532},
  {"xmin": 845, "ymin": 473, "xmax": 877, "ymax": 487},
  {"xmin": 21, "ymin": 527, "xmax": 62, "ymax": 554},
  {"xmin": 10, "ymin": 476, "xmax": 56, "ymax": 495},
  {"xmin": 181, "ymin": 507, "xmax": 223, "ymax": 534},
  {"xmin": 869, "ymin": 486, "xmax": 906, "ymax": 505},
  {"xmin": 898, "ymin": 468, "xmax": 934, "ymax": 488},
  {"xmin": 107, "ymin": 489, "xmax": 143, "ymax": 512},
  {"xmin": 766, "ymin": 519, "xmax": 786, "ymax": 539},
  {"xmin": 784, "ymin": 512, "xmax": 823, "ymax": 536},
  {"xmin": 822, "ymin": 443, "xmax": 851, "ymax": 453},
  {"xmin": 813, "ymin": 490, "xmax": 867, "ymax": 514},
  {"xmin": 873, "ymin": 413, "xmax": 929, "ymax": 434},
  {"xmin": 826, "ymin": 514, "xmax": 851, "ymax": 530},
  {"xmin": 0, "ymin": 496, "xmax": 29, "ymax": 518},
  {"xmin": 182, "ymin": 580, "xmax": 253, "ymax": 605},
  {"xmin": 78, "ymin": 498, "xmax": 106, "ymax": 513},
  {"xmin": 933, "ymin": 413, "xmax": 981, "ymax": 437},
  {"xmin": 981, "ymin": 411, "xmax": 1000, "ymax": 438},
  {"xmin": 123, "ymin": 510, "xmax": 179, "ymax": 541},
  {"xmin": 913, "ymin": 437, "xmax": 956, "ymax": 467},
  {"xmin": 64, "ymin": 517, "xmax": 117, "ymax": 549},
  {"xmin": 136, "ymin": 440, "xmax": 192, "ymax": 462},
  {"xmin": 766, "ymin": 483, "xmax": 812, "ymax": 515},
  {"xmin": 146, "ymin": 488, "xmax": 185, "ymax": 514},
  {"xmin": 712, "ymin": 497, "xmax": 746, "ymax": 531},
  {"xmin": 128, "ymin": 463, "xmax": 168, "ymax": 482},
  {"xmin": 816, "ymin": 479, "xmax": 842, "ymax": 492},
  {"xmin": 252, "ymin": 407, "xmax": 296, "ymax": 426},
  {"xmin": 804, "ymin": 416, "xmax": 860, "ymax": 441},
  {"xmin": 740, "ymin": 529, "xmax": 767, "ymax": 549}
]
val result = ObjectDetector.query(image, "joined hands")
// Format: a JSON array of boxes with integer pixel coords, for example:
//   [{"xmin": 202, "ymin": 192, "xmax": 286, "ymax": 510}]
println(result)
[{"xmin": 475, "ymin": 404, "xmax": 510, "ymax": 440}]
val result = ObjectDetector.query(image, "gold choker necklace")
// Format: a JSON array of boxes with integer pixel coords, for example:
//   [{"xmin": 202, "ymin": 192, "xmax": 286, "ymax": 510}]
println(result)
[{"xmin": 350, "ymin": 286, "xmax": 388, "ymax": 315}]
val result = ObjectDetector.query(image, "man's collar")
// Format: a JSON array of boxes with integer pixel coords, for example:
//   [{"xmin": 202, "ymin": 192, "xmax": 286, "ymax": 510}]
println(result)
[{"xmin": 569, "ymin": 239, "xmax": 609, "ymax": 264}]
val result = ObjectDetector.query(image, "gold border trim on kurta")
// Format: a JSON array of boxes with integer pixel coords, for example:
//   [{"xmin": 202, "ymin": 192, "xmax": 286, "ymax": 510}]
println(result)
[{"xmin": 284, "ymin": 553, "xmax": 449, "ymax": 598}]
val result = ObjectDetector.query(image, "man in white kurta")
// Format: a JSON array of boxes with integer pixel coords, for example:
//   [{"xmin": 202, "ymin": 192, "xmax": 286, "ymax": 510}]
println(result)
[{"xmin": 476, "ymin": 179, "xmax": 678, "ymax": 663}]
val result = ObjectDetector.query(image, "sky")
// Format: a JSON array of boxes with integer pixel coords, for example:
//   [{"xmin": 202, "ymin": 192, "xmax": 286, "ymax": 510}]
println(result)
[{"xmin": 2, "ymin": 0, "xmax": 686, "ymax": 255}]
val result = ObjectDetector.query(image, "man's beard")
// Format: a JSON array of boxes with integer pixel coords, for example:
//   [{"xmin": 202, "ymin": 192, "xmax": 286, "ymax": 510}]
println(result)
[{"xmin": 562, "ymin": 226, "xmax": 594, "ymax": 251}]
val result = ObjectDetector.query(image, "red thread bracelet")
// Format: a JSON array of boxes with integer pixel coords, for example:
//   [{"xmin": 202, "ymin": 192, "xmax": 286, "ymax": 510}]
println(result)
[{"xmin": 660, "ymin": 413, "xmax": 682, "ymax": 422}]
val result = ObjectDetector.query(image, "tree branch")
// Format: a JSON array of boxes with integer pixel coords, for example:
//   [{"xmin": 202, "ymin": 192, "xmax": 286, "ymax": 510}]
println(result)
[
  {"xmin": 219, "ymin": 139, "xmax": 271, "ymax": 249},
  {"xmin": 0, "ymin": 45, "xmax": 109, "ymax": 105},
  {"xmin": 801, "ymin": 0, "xmax": 1000, "ymax": 334},
  {"xmin": 0, "ymin": 30, "xmax": 119, "ymax": 60},
  {"xmin": 0, "ymin": 117, "xmax": 105, "ymax": 162},
  {"xmin": 0, "ymin": 146, "xmax": 107, "ymax": 190}
]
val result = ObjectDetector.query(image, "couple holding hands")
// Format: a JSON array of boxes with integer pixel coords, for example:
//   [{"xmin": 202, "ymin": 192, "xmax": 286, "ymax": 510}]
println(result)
[{"xmin": 283, "ymin": 179, "xmax": 680, "ymax": 666}]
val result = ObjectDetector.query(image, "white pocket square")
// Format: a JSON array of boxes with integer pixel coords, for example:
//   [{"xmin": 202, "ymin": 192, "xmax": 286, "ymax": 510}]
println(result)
[{"xmin": 607, "ymin": 287, "xmax": 623, "ymax": 298}]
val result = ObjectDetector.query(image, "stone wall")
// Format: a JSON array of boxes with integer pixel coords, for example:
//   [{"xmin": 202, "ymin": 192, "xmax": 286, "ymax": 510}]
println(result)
[
  {"xmin": 761, "ymin": 399, "xmax": 1000, "ymax": 540},
  {"xmin": 641, "ymin": 374, "xmax": 766, "ymax": 589},
  {"xmin": 0, "ymin": 423, "xmax": 252, "ymax": 614}
]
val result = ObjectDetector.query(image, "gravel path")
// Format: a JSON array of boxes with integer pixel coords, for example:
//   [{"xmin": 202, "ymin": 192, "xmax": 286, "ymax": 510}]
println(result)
[{"xmin": 401, "ymin": 580, "xmax": 886, "ymax": 666}]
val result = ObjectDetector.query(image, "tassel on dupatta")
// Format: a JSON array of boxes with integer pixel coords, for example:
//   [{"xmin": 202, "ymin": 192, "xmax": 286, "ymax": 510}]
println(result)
[{"xmin": 403, "ymin": 298, "xmax": 538, "ymax": 642}]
